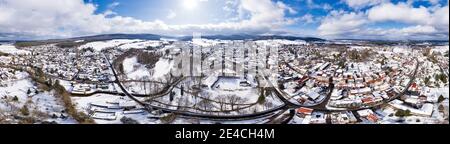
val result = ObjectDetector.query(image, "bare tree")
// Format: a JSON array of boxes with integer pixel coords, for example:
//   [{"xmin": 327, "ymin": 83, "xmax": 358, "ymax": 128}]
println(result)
[
  {"xmin": 264, "ymin": 101, "xmax": 273, "ymax": 111},
  {"xmin": 227, "ymin": 95, "xmax": 241, "ymax": 111},
  {"xmin": 218, "ymin": 96, "xmax": 227, "ymax": 111},
  {"xmin": 198, "ymin": 95, "xmax": 213, "ymax": 114}
]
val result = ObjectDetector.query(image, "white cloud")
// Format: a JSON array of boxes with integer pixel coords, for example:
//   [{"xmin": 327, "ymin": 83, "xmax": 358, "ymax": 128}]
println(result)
[
  {"xmin": 276, "ymin": 1, "xmax": 297, "ymax": 14},
  {"xmin": 426, "ymin": 0, "xmax": 440, "ymax": 5},
  {"xmin": 319, "ymin": 1, "xmax": 449, "ymax": 40},
  {"xmin": 429, "ymin": 4, "xmax": 449, "ymax": 31},
  {"xmin": 239, "ymin": 0, "xmax": 289, "ymax": 25},
  {"xmin": 107, "ymin": 2, "xmax": 120, "ymax": 9},
  {"xmin": 167, "ymin": 10, "xmax": 177, "ymax": 19},
  {"xmin": 368, "ymin": 2, "xmax": 431, "ymax": 25},
  {"xmin": 318, "ymin": 11, "xmax": 368, "ymax": 37},
  {"xmin": 368, "ymin": 2, "xmax": 449, "ymax": 32},
  {"xmin": 303, "ymin": 0, "xmax": 334, "ymax": 10},
  {"xmin": 300, "ymin": 14, "xmax": 315, "ymax": 24},
  {"xmin": 0, "ymin": 0, "xmax": 447, "ymax": 40},
  {"xmin": 0, "ymin": 0, "xmax": 107, "ymax": 38},
  {"xmin": 399, "ymin": 25, "xmax": 437, "ymax": 34},
  {"xmin": 322, "ymin": 3, "xmax": 333, "ymax": 11},
  {"xmin": 342, "ymin": 0, "xmax": 386, "ymax": 9},
  {"xmin": 0, "ymin": 0, "xmax": 297, "ymax": 39},
  {"xmin": 358, "ymin": 25, "xmax": 447, "ymax": 40}
]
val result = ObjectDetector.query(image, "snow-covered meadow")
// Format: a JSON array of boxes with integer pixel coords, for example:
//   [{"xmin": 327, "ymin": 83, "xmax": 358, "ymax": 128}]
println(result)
[
  {"xmin": 79, "ymin": 39, "xmax": 141, "ymax": 51},
  {"xmin": 0, "ymin": 69, "xmax": 76, "ymax": 124},
  {"xmin": 0, "ymin": 44, "xmax": 31, "ymax": 55}
]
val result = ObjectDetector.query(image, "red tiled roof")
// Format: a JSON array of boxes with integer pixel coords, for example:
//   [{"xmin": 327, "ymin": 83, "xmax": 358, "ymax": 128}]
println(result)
[
  {"xmin": 297, "ymin": 107, "xmax": 314, "ymax": 115},
  {"xmin": 367, "ymin": 114, "xmax": 379, "ymax": 122},
  {"xmin": 361, "ymin": 97, "xmax": 374, "ymax": 103},
  {"xmin": 411, "ymin": 83, "xmax": 417, "ymax": 88}
]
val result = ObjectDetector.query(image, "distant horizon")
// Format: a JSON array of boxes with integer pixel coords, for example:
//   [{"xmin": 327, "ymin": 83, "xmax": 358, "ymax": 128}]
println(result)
[{"xmin": 1, "ymin": 33, "xmax": 450, "ymax": 42}]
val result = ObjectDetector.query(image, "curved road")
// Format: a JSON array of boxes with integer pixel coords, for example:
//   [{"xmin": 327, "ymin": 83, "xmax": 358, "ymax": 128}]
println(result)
[{"xmin": 104, "ymin": 54, "xmax": 288, "ymax": 120}]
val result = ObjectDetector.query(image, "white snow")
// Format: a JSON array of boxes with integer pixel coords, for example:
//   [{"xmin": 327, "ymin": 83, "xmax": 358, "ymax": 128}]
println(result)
[
  {"xmin": 427, "ymin": 87, "xmax": 449, "ymax": 99},
  {"xmin": 122, "ymin": 56, "xmax": 151, "ymax": 80},
  {"xmin": 432, "ymin": 45, "xmax": 449, "ymax": 54},
  {"xmin": 79, "ymin": 39, "xmax": 141, "ymax": 51},
  {"xmin": 0, "ymin": 44, "xmax": 31, "ymax": 55},
  {"xmin": 118, "ymin": 40, "xmax": 162, "ymax": 50},
  {"xmin": 0, "ymin": 70, "xmax": 77, "ymax": 123},
  {"xmin": 255, "ymin": 39, "xmax": 308, "ymax": 46},
  {"xmin": 192, "ymin": 39, "xmax": 223, "ymax": 47},
  {"xmin": 72, "ymin": 94, "xmax": 157, "ymax": 124},
  {"xmin": 152, "ymin": 58, "xmax": 173, "ymax": 79},
  {"xmin": 0, "ymin": 72, "xmax": 33, "ymax": 106}
]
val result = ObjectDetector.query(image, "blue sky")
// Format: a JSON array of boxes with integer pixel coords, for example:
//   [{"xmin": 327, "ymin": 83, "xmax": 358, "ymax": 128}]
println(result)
[{"xmin": 0, "ymin": 0, "xmax": 448, "ymax": 40}]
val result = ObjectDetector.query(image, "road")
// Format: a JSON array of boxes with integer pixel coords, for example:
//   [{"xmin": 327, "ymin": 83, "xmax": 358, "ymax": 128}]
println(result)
[
  {"xmin": 274, "ymin": 58, "xmax": 421, "ymax": 112},
  {"xmin": 3, "ymin": 53, "xmax": 422, "ymax": 123},
  {"xmin": 103, "ymin": 54, "xmax": 287, "ymax": 120}
]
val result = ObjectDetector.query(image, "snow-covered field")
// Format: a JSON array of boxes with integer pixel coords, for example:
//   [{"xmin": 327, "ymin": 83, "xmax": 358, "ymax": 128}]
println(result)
[
  {"xmin": 119, "ymin": 40, "xmax": 162, "ymax": 50},
  {"xmin": 123, "ymin": 56, "xmax": 151, "ymax": 80},
  {"xmin": 153, "ymin": 58, "xmax": 174, "ymax": 79},
  {"xmin": 427, "ymin": 87, "xmax": 450, "ymax": 99},
  {"xmin": 192, "ymin": 39, "xmax": 224, "ymax": 47},
  {"xmin": 72, "ymin": 94, "xmax": 159, "ymax": 124},
  {"xmin": 0, "ymin": 70, "xmax": 76, "ymax": 124},
  {"xmin": 432, "ymin": 45, "xmax": 449, "ymax": 54},
  {"xmin": 148, "ymin": 76, "xmax": 284, "ymax": 116},
  {"xmin": 255, "ymin": 39, "xmax": 308, "ymax": 46},
  {"xmin": 0, "ymin": 72, "xmax": 33, "ymax": 106},
  {"xmin": 122, "ymin": 56, "xmax": 174, "ymax": 80},
  {"xmin": 0, "ymin": 44, "xmax": 31, "ymax": 55},
  {"xmin": 79, "ymin": 39, "xmax": 140, "ymax": 51}
]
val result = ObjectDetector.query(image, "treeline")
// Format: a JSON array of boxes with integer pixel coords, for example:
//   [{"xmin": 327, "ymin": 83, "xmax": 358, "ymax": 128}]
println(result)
[
  {"xmin": 435, "ymin": 73, "xmax": 448, "ymax": 84},
  {"xmin": 15, "ymin": 41, "xmax": 56, "ymax": 48},
  {"xmin": 55, "ymin": 41, "xmax": 88, "ymax": 48},
  {"xmin": 30, "ymin": 67, "xmax": 95, "ymax": 124},
  {"xmin": 114, "ymin": 49, "xmax": 162, "ymax": 74},
  {"xmin": 0, "ymin": 51, "xmax": 9, "ymax": 57},
  {"xmin": 15, "ymin": 40, "xmax": 88, "ymax": 48},
  {"xmin": 347, "ymin": 49, "xmax": 373, "ymax": 62},
  {"xmin": 136, "ymin": 51, "xmax": 161, "ymax": 68},
  {"xmin": 53, "ymin": 80, "xmax": 95, "ymax": 124}
]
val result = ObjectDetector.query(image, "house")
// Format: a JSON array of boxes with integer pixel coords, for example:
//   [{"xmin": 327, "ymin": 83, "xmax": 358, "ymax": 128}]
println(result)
[
  {"xmin": 298, "ymin": 76, "xmax": 309, "ymax": 84},
  {"xmin": 307, "ymin": 91, "xmax": 321, "ymax": 100},
  {"xmin": 92, "ymin": 112, "xmax": 117, "ymax": 120},
  {"xmin": 330, "ymin": 112, "xmax": 355, "ymax": 124},
  {"xmin": 331, "ymin": 89, "xmax": 343, "ymax": 100},
  {"xmin": 239, "ymin": 81, "xmax": 251, "ymax": 87},
  {"xmin": 405, "ymin": 97, "xmax": 422, "ymax": 107},
  {"xmin": 305, "ymin": 79, "xmax": 315, "ymax": 88},
  {"xmin": 357, "ymin": 109, "xmax": 374, "ymax": 117},
  {"xmin": 302, "ymin": 115, "xmax": 312, "ymax": 124},
  {"xmin": 374, "ymin": 84, "xmax": 390, "ymax": 91},
  {"xmin": 361, "ymin": 97, "xmax": 375, "ymax": 105},
  {"xmin": 361, "ymin": 96, "xmax": 384, "ymax": 106},
  {"xmin": 389, "ymin": 101, "xmax": 434, "ymax": 117},
  {"xmin": 345, "ymin": 111, "xmax": 358, "ymax": 123},
  {"xmin": 310, "ymin": 112, "xmax": 327, "ymax": 124},
  {"xmin": 297, "ymin": 107, "xmax": 314, "ymax": 115},
  {"xmin": 351, "ymin": 88, "xmax": 369, "ymax": 95},
  {"xmin": 329, "ymin": 100, "xmax": 362, "ymax": 108},
  {"xmin": 367, "ymin": 113, "xmax": 379, "ymax": 123},
  {"xmin": 123, "ymin": 109, "xmax": 145, "ymax": 114},
  {"xmin": 119, "ymin": 101, "xmax": 137, "ymax": 109}
]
